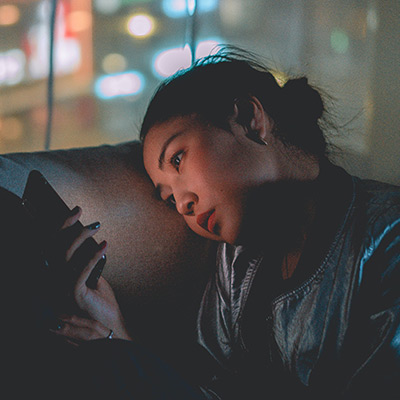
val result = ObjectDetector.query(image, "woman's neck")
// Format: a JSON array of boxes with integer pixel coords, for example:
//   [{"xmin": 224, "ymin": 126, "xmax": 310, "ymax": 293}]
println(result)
[
  {"xmin": 272, "ymin": 139, "xmax": 321, "ymax": 182},
  {"xmin": 281, "ymin": 194, "xmax": 318, "ymax": 279}
]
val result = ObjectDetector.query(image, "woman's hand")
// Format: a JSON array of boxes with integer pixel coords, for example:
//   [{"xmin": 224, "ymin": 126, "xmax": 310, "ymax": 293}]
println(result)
[
  {"xmin": 50, "ymin": 314, "xmax": 115, "ymax": 345},
  {"xmin": 49, "ymin": 206, "xmax": 132, "ymax": 343}
]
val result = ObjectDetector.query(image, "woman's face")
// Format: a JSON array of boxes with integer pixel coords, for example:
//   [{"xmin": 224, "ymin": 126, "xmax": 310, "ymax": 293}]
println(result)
[{"xmin": 143, "ymin": 114, "xmax": 277, "ymax": 245}]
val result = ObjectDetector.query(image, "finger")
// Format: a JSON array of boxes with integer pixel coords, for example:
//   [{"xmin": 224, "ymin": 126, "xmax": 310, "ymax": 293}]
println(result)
[
  {"xmin": 65, "ymin": 221, "xmax": 101, "ymax": 262},
  {"xmin": 50, "ymin": 315, "xmax": 110, "ymax": 341},
  {"xmin": 45, "ymin": 221, "xmax": 83, "ymax": 265},
  {"xmin": 58, "ymin": 314, "xmax": 93, "ymax": 328},
  {"xmin": 75, "ymin": 240, "xmax": 107, "ymax": 291},
  {"xmin": 61, "ymin": 206, "xmax": 82, "ymax": 230},
  {"xmin": 65, "ymin": 338, "xmax": 80, "ymax": 347},
  {"xmin": 49, "ymin": 318, "xmax": 80, "ymax": 346}
]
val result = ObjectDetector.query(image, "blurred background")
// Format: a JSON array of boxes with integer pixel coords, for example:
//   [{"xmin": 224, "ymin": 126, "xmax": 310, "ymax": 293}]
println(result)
[{"xmin": 0, "ymin": 0, "xmax": 398, "ymax": 184}]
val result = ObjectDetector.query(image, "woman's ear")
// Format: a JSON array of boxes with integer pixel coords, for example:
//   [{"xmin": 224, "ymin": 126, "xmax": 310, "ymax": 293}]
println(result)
[
  {"xmin": 233, "ymin": 97, "xmax": 254, "ymax": 128},
  {"xmin": 234, "ymin": 96, "xmax": 273, "ymax": 145}
]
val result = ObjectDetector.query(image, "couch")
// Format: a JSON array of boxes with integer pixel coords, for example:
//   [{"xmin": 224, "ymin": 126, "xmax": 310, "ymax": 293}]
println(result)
[{"xmin": 0, "ymin": 141, "xmax": 214, "ymax": 348}]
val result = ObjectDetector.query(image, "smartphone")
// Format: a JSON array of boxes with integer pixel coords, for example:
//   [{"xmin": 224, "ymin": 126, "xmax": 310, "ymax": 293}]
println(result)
[{"xmin": 22, "ymin": 170, "xmax": 106, "ymax": 289}]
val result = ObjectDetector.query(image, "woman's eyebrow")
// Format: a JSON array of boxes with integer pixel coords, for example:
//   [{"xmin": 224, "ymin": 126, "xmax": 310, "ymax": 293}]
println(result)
[{"xmin": 158, "ymin": 131, "xmax": 184, "ymax": 170}]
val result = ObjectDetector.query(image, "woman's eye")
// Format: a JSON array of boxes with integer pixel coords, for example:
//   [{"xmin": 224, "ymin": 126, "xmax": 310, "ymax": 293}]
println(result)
[{"xmin": 170, "ymin": 151, "xmax": 183, "ymax": 171}]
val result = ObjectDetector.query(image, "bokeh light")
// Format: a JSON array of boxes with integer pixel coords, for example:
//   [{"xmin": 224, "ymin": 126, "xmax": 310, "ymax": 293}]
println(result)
[
  {"xmin": 187, "ymin": 0, "xmax": 196, "ymax": 16},
  {"xmin": 127, "ymin": 14, "xmax": 155, "ymax": 38},
  {"xmin": 0, "ymin": 117, "xmax": 24, "ymax": 141},
  {"xmin": 153, "ymin": 45, "xmax": 192, "ymax": 78},
  {"xmin": 330, "ymin": 29, "xmax": 350, "ymax": 54},
  {"xmin": 102, "ymin": 53, "xmax": 127, "ymax": 74},
  {"xmin": 94, "ymin": 0, "xmax": 122, "ymax": 15},
  {"xmin": 153, "ymin": 39, "xmax": 223, "ymax": 78},
  {"xmin": 367, "ymin": 7, "xmax": 379, "ymax": 32},
  {"xmin": 195, "ymin": 39, "xmax": 221, "ymax": 59},
  {"xmin": 162, "ymin": 0, "xmax": 218, "ymax": 18},
  {"xmin": 0, "ymin": 49, "xmax": 26, "ymax": 86},
  {"xmin": 94, "ymin": 71, "xmax": 145, "ymax": 99},
  {"xmin": 0, "ymin": 5, "xmax": 20, "ymax": 26}
]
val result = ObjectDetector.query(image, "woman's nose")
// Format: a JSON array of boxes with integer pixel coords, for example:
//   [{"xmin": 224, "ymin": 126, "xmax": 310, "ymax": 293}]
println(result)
[{"xmin": 175, "ymin": 191, "xmax": 198, "ymax": 216}]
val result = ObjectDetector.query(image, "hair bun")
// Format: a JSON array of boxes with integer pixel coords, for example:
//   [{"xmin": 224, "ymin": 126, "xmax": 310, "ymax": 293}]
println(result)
[{"xmin": 282, "ymin": 77, "xmax": 324, "ymax": 123}]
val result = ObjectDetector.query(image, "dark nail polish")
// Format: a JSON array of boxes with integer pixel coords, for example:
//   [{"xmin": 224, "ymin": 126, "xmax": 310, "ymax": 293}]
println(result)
[
  {"xmin": 71, "ymin": 206, "xmax": 80, "ymax": 215},
  {"xmin": 50, "ymin": 319, "xmax": 64, "ymax": 331},
  {"xmin": 87, "ymin": 221, "xmax": 101, "ymax": 230}
]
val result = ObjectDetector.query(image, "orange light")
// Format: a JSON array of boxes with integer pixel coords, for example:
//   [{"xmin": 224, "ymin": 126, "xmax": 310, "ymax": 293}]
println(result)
[{"xmin": 0, "ymin": 5, "xmax": 20, "ymax": 26}]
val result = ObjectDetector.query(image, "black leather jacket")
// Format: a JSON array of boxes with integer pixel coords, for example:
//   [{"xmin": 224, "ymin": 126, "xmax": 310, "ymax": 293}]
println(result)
[{"xmin": 196, "ymin": 163, "xmax": 400, "ymax": 399}]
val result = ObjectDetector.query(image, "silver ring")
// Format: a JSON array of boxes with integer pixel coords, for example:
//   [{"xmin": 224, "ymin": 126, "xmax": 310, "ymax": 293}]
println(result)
[{"xmin": 106, "ymin": 329, "xmax": 114, "ymax": 339}]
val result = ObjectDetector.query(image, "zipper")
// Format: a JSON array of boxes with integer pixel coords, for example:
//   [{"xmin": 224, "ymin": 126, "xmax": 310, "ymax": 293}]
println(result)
[{"xmin": 266, "ymin": 314, "xmax": 273, "ymax": 363}]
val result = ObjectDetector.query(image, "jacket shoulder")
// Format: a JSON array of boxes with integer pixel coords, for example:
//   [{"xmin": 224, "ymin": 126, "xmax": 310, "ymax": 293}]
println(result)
[
  {"xmin": 351, "ymin": 178, "xmax": 400, "ymax": 305},
  {"xmin": 354, "ymin": 177, "xmax": 400, "ymax": 236}
]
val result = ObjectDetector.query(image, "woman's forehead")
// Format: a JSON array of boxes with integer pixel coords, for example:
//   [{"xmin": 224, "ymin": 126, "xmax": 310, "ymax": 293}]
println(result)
[
  {"xmin": 142, "ymin": 117, "xmax": 189, "ymax": 166},
  {"xmin": 144, "ymin": 115, "xmax": 203, "ymax": 146}
]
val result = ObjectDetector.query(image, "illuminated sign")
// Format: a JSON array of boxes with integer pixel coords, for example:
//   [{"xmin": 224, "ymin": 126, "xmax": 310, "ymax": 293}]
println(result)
[{"xmin": 26, "ymin": 0, "xmax": 83, "ymax": 80}]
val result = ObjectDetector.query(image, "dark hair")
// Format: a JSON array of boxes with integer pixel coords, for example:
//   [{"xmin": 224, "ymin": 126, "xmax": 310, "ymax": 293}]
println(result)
[{"xmin": 140, "ymin": 47, "xmax": 329, "ymax": 159}]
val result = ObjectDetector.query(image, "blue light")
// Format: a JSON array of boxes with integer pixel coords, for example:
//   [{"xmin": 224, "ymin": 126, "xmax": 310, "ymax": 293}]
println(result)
[
  {"xmin": 187, "ymin": 0, "xmax": 196, "ymax": 16},
  {"xmin": 162, "ymin": 0, "xmax": 186, "ymax": 18},
  {"xmin": 94, "ymin": 70, "xmax": 145, "ymax": 99},
  {"xmin": 162, "ymin": 0, "xmax": 218, "ymax": 18},
  {"xmin": 198, "ymin": 0, "xmax": 218, "ymax": 13}
]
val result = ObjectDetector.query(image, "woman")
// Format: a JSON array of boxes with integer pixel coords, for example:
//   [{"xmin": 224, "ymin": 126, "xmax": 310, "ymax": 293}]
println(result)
[{"xmin": 46, "ymin": 49, "xmax": 400, "ymax": 398}]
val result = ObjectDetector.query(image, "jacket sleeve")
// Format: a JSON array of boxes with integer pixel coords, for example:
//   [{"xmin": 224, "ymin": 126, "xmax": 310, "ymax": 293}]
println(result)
[{"xmin": 343, "ymin": 214, "xmax": 400, "ymax": 398}]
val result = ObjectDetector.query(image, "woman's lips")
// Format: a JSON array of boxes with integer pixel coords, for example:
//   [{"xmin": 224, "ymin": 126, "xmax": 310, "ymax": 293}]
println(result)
[
  {"xmin": 207, "ymin": 210, "xmax": 216, "ymax": 233},
  {"xmin": 197, "ymin": 209, "xmax": 216, "ymax": 234}
]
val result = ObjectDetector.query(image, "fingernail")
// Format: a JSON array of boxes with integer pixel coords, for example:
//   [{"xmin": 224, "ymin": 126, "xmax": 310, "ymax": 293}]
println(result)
[
  {"xmin": 87, "ymin": 221, "xmax": 100, "ymax": 230},
  {"xmin": 99, "ymin": 240, "xmax": 107, "ymax": 250},
  {"xmin": 71, "ymin": 206, "xmax": 80, "ymax": 215},
  {"xmin": 49, "ymin": 319, "xmax": 64, "ymax": 331}
]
